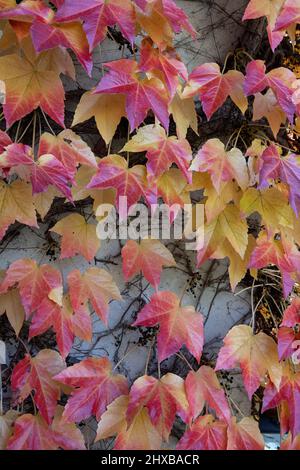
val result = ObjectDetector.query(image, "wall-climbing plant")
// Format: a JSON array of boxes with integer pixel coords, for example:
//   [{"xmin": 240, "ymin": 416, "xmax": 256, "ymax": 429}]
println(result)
[{"xmin": 0, "ymin": 0, "xmax": 299, "ymax": 451}]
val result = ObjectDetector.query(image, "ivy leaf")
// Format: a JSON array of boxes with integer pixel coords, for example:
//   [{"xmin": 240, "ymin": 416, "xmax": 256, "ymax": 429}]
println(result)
[
  {"xmin": 0, "ymin": 179, "xmax": 38, "ymax": 241},
  {"xmin": 275, "ymin": 0, "xmax": 300, "ymax": 33},
  {"xmin": 96, "ymin": 395, "xmax": 162, "ymax": 450},
  {"xmin": 127, "ymin": 373, "xmax": 189, "ymax": 440},
  {"xmin": 253, "ymin": 89, "xmax": 286, "ymax": 138},
  {"xmin": 190, "ymin": 139, "xmax": 249, "ymax": 193},
  {"xmin": 177, "ymin": 415, "xmax": 227, "ymax": 450},
  {"xmin": 244, "ymin": 60, "xmax": 297, "ymax": 122},
  {"xmin": 0, "ymin": 42, "xmax": 67, "ymax": 127},
  {"xmin": 72, "ymin": 92, "xmax": 126, "ymax": 145},
  {"xmin": 122, "ymin": 239, "xmax": 176, "ymax": 289},
  {"xmin": 169, "ymin": 88, "xmax": 198, "ymax": 139},
  {"xmin": 0, "ymin": 272, "xmax": 25, "ymax": 336},
  {"xmin": 183, "ymin": 63, "xmax": 247, "ymax": 119},
  {"xmin": 185, "ymin": 365, "xmax": 231, "ymax": 424},
  {"xmin": 133, "ymin": 290, "xmax": 204, "ymax": 363},
  {"xmin": 0, "ymin": 258, "xmax": 63, "ymax": 318},
  {"xmin": 11, "ymin": 350, "xmax": 65, "ymax": 424},
  {"xmin": 55, "ymin": 0, "xmax": 136, "ymax": 50},
  {"xmin": 50, "ymin": 405, "xmax": 86, "ymax": 450},
  {"xmin": 51, "ymin": 214, "xmax": 100, "ymax": 262},
  {"xmin": 93, "ymin": 59, "xmax": 169, "ymax": 131},
  {"xmin": 67, "ymin": 267, "xmax": 122, "ymax": 326},
  {"xmin": 140, "ymin": 38, "xmax": 188, "ymax": 98},
  {"xmin": 258, "ymin": 143, "xmax": 300, "ymax": 216},
  {"xmin": 122, "ymin": 124, "xmax": 193, "ymax": 181},
  {"xmin": 215, "ymin": 325, "xmax": 282, "ymax": 399},
  {"xmin": 227, "ymin": 417, "xmax": 265, "ymax": 450},
  {"xmin": 278, "ymin": 297, "xmax": 300, "ymax": 360},
  {"xmin": 87, "ymin": 155, "xmax": 151, "ymax": 218},
  {"xmin": 54, "ymin": 357, "xmax": 129, "ymax": 422}
]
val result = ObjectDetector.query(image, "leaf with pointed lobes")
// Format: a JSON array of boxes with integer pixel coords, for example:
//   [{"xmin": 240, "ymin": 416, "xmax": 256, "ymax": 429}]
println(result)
[
  {"xmin": 190, "ymin": 139, "xmax": 249, "ymax": 193},
  {"xmin": 242, "ymin": 0, "xmax": 285, "ymax": 50},
  {"xmin": 122, "ymin": 124, "xmax": 192, "ymax": 182},
  {"xmin": 278, "ymin": 297, "xmax": 300, "ymax": 360},
  {"xmin": 185, "ymin": 365, "xmax": 231, "ymax": 424},
  {"xmin": 127, "ymin": 373, "xmax": 189, "ymax": 441},
  {"xmin": 29, "ymin": 296, "xmax": 76, "ymax": 360},
  {"xmin": 258, "ymin": 143, "xmax": 300, "ymax": 216},
  {"xmin": 177, "ymin": 414, "xmax": 227, "ymax": 450},
  {"xmin": 253, "ymin": 89, "xmax": 287, "ymax": 137},
  {"xmin": 7, "ymin": 407, "xmax": 86, "ymax": 450},
  {"xmin": 67, "ymin": 267, "xmax": 122, "ymax": 326},
  {"xmin": 216, "ymin": 325, "xmax": 282, "ymax": 399},
  {"xmin": 134, "ymin": 290, "xmax": 204, "ymax": 363},
  {"xmin": 55, "ymin": 0, "xmax": 136, "ymax": 51},
  {"xmin": 11, "ymin": 349, "xmax": 65, "ymax": 425},
  {"xmin": 87, "ymin": 155, "xmax": 151, "ymax": 219},
  {"xmin": 93, "ymin": 60, "xmax": 169, "ymax": 132},
  {"xmin": 96, "ymin": 395, "xmax": 162, "ymax": 450},
  {"xmin": 196, "ymin": 204, "xmax": 249, "ymax": 267},
  {"xmin": 0, "ymin": 271, "xmax": 25, "ymax": 336},
  {"xmin": 227, "ymin": 417, "xmax": 265, "ymax": 450},
  {"xmin": 156, "ymin": 168, "xmax": 191, "ymax": 211},
  {"xmin": 0, "ymin": 258, "xmax": 63, "ymax": 318},
  {"xmin": 140, "ymin": 38, "xmax": 188, "ymax": 98},
  {"xmin": 54, "ymin": 357, "xmax": 128, "ymax": 422},
  {"xmin": 262, "ymin": 371, "xmax": 300, "ymax": 439},
  {"xmin": 0, "ymin": 40, "xmax": 67, "ymax": 128},
  {"xmin": 30, "ymin": 19, "xmax": 93, "ymax": 76},
  {"xmin": 244, "ymin": 60, "xmax": 297, "ymax": 123},
  {"xmin": 0, "ymin": 179, "xmax": 38, "ymax": 241},
  {"xmin": 122, "ymin": 239, "xmax": 176, "ymax": 289},
  {"xmin": 182, "ymin": 63, "xmax": 247, "ymax": 120},
  {"xmin": 275, "ymin": 0, "xmax": 300, "ymax": 33},
  {"xmin": 169, "ymin": 87, "xmax": 198, "ymax": 139},
  {"xmin": 51, "ymin": 214, "xmax": 100, "ymax": 262},
  {"xmin": 72, "ymin": 91, "xmax": 126, "ymax": 146},
  {"xmin": 38, "ymin": 131, "xmax": 97, "ymax": 180},
  {"xmin": 0, "ymin": 129, "xmax": 12, "ymax": 153}
]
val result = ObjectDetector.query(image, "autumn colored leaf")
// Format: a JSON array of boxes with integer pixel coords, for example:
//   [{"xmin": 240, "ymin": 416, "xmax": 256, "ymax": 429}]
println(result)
[
  {"xmin": 134, "ymin": 290, "xmax": 204, "ymax": 362},
  {"xmin": 54, "ymin": 357, "xmax": 128, "ymax": 422},
  {"xmin": 0, "ymin": 258, "xmax": 63, "ymax": 318},
  {"xmin": 253, "ymin": 89, "xmax": 286, "ymax": 137},
  {"xmin": 177, "ymin": 414, "xmax": 228, "ymax": 450},
  {"xmin": 244, "ymin": 60, "xmax": 297, "ymax": 122},
  {"xmin": 156, "ymin": 168, "xmax": 190, "ymax": 215},
  {"xmin": 281, "ymin": 433, "xmax": 300, "ymax": 450},
  {"xmin": 0, "ymin": 41, "xmax": 67, "ymax": 127},
  {"xmin": 87, "ymin": 155, "xmax": 152, "ymax": 218},
  {"xmin": 0, "ymin": 129, "xmax": 12, "ymax": 152},
  {"xmin": 262, "ymin": 371, "xmax": 300, "ymax": 438},
  {"xmin": 185, "ymin": 365, "xmax": 231, "ymax": 424},
  {"xmin": 51, "ymin": 214, "xmax": 100, "ymax": 261},
  {"xmin": 50, "ymin": 405, "xmax": 86, "ymax": 450},
  {"xmin": 67, "ymin": 267, "xmax": 121, "ymax": 326},
  {"xmin": 11, "ymin": 349, "xmax": 65, "ymax": 424},
  {"xmin": 0, "ymin": 179, "xmax": 37, "ymax": 241},
  {"xmin": 0, "ymin": 272, "xmax": 25, "ymax": 336},
  {"xmin": 275, "ymin": 0, "xmax": 300, "ymax": 33},
  {"xmin": 122, "ymin": 239, "xmax": 176, "ymax": 289},
  {"xmin": 72, "ymin": 92, "xmax": 126, "ymax": 145},
  {"xmin": 215, "ymin": 325, "xmax": 282, "ymax": 399},
  {"xmin": 96, "ymin": 395, "xmax": 162, "ymax": 450},
  {"xmin": 0, "ymin": 410, "xmax": 18, "ymax": 450},
  {"xmin": 227, "ymin": 417, "xmax": 265, "ymax": 450},
  {"xmin": 183, "ymin": 63, "xmax": 247, "ymax": 119},
  {"xmin": 33, "ymin": 187, "xmax": 59, "ymax": 220},
  {"xmin": 278, "ymin": 297, "xmax": 300, "ymax": 360},
  {"xmin": 55, "ymin": 0, "xmax": 136, "ymax": 50},
  {"xmin": 140, "ymin": 38, "xmax": 188, "ymax": 98},
  {"xmin": 122, "ymin": 124, "xmax": 193, "ymax": 181},
  {"xmin": 190, "ymin": 139, "xmax": 249, "ymax": 193},
  {"xmin": 169, "ymin": 88, "xmax": 198, "ymax": 139},
  {"xmin": 93, "ymin": 60, "xmax": 169, "ymax": 131},
  {"xmin": 126, "ymin": 373, "xmax": 189, "ymax": 440},
  {"xmin": 258, "ymin": 143, "xmax": 300, "ymax": 216}
]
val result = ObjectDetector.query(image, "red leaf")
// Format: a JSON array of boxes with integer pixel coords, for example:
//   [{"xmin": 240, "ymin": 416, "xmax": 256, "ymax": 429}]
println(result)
[
  {"xmin": 11, "ymin": 350, "xmax": 65, "ymax": 424},
  {"xmin": 133, "ymin": 290, "xmax": 204, "ymax": 363},
  {"xmin": 275, "ymin": 0, "xmax": 300, "ymax": 32},
  {"xmin": 227, "ymin": 417, "xmax": 264, "ymax": 450},
  {"xmin": 122, "ymin": 239, "xmax": 176, "ymax": 289},
  {"xmin": 177, "ymin": 414, "xmax": 227, "ymax": 450},
  {"xmin": 55, "ymin": 0, "xmax": 136, "ymax": 50},
  {"xmin": 93, "ymin": 59, "xmax": 169, "ymax": 131},
  {"xmin": 185, "ymin": 365, "xmax": 231, "ymax": 424},
  {"xmin": 54, "ymin": 357, "xmax": 129, "ymax": 422},
  {"xmin": 7, "ymin": 414, "xmax": 57, "ymax": 450}
]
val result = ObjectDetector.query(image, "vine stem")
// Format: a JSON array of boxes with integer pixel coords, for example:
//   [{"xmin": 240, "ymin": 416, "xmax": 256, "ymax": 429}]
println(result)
[
  {"xmin": 221, "ymin": 52, "xmax": 234, "ymax": 74},
  {"xmin": 113, "ymin": 344, "xmax": 139, "ymax": 371}
]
